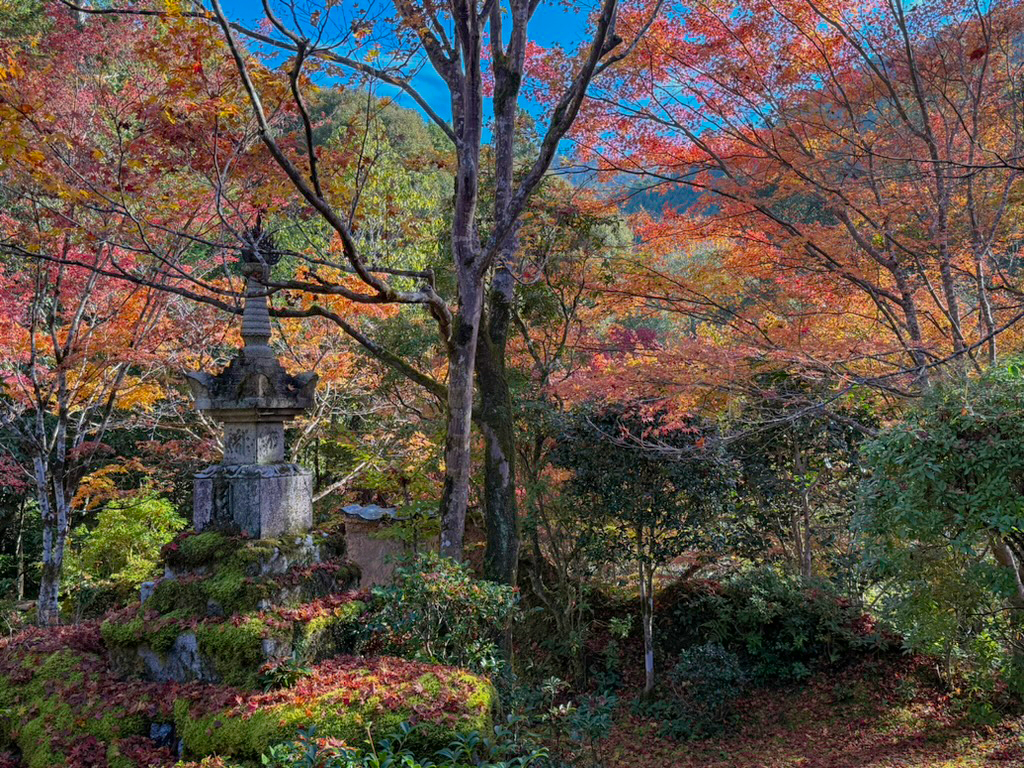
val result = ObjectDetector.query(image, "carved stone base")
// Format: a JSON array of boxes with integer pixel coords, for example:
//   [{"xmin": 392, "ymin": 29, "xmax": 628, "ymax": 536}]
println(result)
[{"xmin": 194, "ymin": 463, "xmax": 312, "ymax": 538}]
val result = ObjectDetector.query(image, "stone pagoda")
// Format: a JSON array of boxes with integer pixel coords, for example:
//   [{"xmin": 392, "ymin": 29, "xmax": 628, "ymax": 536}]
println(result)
[{"xmin": 186, "ymin": 235, "xmax": 318, "ymax": 539}]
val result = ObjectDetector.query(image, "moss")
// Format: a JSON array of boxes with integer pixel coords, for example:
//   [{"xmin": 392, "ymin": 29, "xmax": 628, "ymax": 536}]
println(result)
[
  {"xmin": 204, "ymin": 568, "xmax": 268, "ymax": 616},
  {"xmin": 195, "ymin": 617, "xmax": 277, "ymax": 688},
  {"xmin": 232, "ymin": 539, "xmax": 278, "ymax": 569},
  {"xmin": 149, "ymin": 535, "xmax": 349, "ymax": 621},
  {"xmin": 167, "ymin": 532, "xmax": 317, "ymax": 576},
  {"xmin": 148, "ymin": 577, "xmax": 210, "ymax": 616},
  {"xmin": 0, "ymin": 650, "xmax": 147, "ymax": 767},
  {"xmin": 166, "ymin": 531, "xmax": 235, "ymax": 570},
  {"xmin": 299, "ymin": 600, "xmax": 367, "ymax": 662},
  {"xmin": 101, "ymin": 615, "xmax": 182, "ymax": 654},
  {"xmin": 176, "ymin": 663, "xmax": 495, "ymax": 760}
]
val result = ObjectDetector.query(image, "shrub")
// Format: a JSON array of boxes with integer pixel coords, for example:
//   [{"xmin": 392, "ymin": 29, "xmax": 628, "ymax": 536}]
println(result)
[
  {"xmin": 366, "ymin": 553, "xmax": 519, "ymax": 674},
  {"xmin": 860, "ymin": 361, "xmax": 1024, "ymax": 695},
  {"xmin": 656, "ymin": 568, "xmax": 883, "ymax": 684},
  {"xmin": 69, "ymin": 493, "xmax": 186, "ymax": 589},
  {"xmin": 258, "ymin": 656, "xmax": 313, "ymax": 692},
  {"xmin": 664, "ymin": 643, "xmax": 746, "ymax": 738}
]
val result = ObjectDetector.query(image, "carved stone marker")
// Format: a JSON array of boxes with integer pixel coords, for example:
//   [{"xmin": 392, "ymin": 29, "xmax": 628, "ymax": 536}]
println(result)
[{"xmin": 186, "ymin": 237, "xmax": 318, "ymax": 539}]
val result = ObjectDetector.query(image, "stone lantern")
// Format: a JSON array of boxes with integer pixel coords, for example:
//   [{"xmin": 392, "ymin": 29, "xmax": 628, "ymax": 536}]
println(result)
[{"xmin": 185, "ymin": 234, "xmax": 318, "ymax": 539}]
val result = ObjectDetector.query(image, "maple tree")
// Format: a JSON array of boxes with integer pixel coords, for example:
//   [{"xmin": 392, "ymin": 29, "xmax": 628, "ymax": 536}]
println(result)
[
  {"xmin": 0, "ymin": 240, "xmax": 186, "ymax": 624},
  {"xmin": 566, "ymin": 0, "xmax": 1024, "ymax": 417},
  {"xmin": 0, "ymin": 11, "xmax": 237, "ymax": 623},
  {"xmin": 32, "ymin": 0, "xmax": 670, "ymax": 581}
]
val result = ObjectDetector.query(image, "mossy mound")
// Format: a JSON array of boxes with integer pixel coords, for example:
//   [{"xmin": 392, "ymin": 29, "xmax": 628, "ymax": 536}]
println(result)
[
  {"xmin": 95, "ymin": 529, "xmax": 361, "ymax": 690},
  {"xmin": 154, "ymin": 530, "xmax": 357, "ymax": 618},
  {"xmin": 174, "ymin": 656, "xmax": 495, "ymax": 760},
  {"xmin": 0, "ymin": 623, "xmax": 204, "ymax": 768},
  {"xmin": 1, "ymin": 624, "xmax": 494, "ymax": 767}
]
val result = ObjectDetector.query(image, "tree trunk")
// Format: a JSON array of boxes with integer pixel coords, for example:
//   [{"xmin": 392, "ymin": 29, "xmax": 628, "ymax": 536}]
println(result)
[
  {"xmin": 800, "ymin": 497, "xmax": 813, "ymax": 580},
  {"xmin": 35, "ymin": 457, "xmax": 60, "ymax": 626},
  {"xmin": 439, "ymin": 282, "xmax": 484, "ymax": 561},
  {"xmin": 477, "ymin": 266, "xmax": 519, "ymax": 584},
  {"xmin": 640, "ymin": 557, "xmax": 655, "ymax": 696},
  {"xmin": 992, "ymin": 537, "xmax": 1024, "ymax": 611},
  {"xmin": 436, "ymin": 6, "xmax": 485, "ymax": 562},
  {"xmin": 476, "ymin": 31, "xmax": 526, "ymax": 585},
  {"xmin": 15, "ymin": 499, "xmax": 25, "ymax": 601}
]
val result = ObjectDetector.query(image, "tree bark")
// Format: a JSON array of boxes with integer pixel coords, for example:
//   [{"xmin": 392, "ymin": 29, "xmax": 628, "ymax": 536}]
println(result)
[
  {"xmin": 640, "ymin": 553, "xmax": 655, "ymax": 695},
  {"xmin": 15, "ymin": 499, "xmax": 26, "ymax": 601},
  {"xmin": 477, "ymin": 266, "xmax": 519, "ymax": 584},
  {"xmin": 439, "ymin": 287, "xmax": 484, "ymax": 561},
  {"xmin": 35, "ymin": 456, "xmax": 62, "ymax": 627}
]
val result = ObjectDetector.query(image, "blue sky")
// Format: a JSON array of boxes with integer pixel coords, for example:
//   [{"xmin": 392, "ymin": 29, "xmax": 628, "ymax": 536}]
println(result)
[{"xmin": 220, "ymin": 1, "xmax": 592, "ymax": 126}]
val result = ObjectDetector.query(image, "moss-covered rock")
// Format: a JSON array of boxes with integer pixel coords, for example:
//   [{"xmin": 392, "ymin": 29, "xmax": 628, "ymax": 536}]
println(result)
[
  {"xmin": 152, "ymin": 530, "xmax": 359, "ymax": 620},
  {"xmin": 100, "ymin": 591, "xmax": 368, "ymax": 689},
  {"xmin": 175, "ymin": 656, "xmax": 495, "ymax": 760},
  {"xmin": 0, "ymin": 642, "xmax": 155, "ymax": 767},
  {"xmin": 296, "ymin": 598, "xmax": 367, "ymax": 662},
  {"xmin": 162, "ymin": 530, "xmax": 344, "ymax": 582},
  {"xmin": 100, "ymin": 612, "xmax": 289, "ymax": 688},
  {"xmin": 162, "ymin": 531, "xmax": 237, "ymax": 572},
  {"xmin": 195, "ymin": 617, "xmax": 280, "ymax": 688}
]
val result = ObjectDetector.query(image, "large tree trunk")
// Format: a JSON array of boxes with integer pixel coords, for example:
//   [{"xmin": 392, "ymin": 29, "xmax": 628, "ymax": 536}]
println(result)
[
  {"xmin": 437, "ymin": 5, "xmax": 485, "ymax": 561},
  {"xmin": 477, "ymin": 266, "xmax": 519, "ymax": 584},
  {"xmin": 476, "ymin": 32, "xmax": 526, "ymax": 584},
  {"xmin": 439, "ymin": 281, "xmax": 484, "ymax": 561}
]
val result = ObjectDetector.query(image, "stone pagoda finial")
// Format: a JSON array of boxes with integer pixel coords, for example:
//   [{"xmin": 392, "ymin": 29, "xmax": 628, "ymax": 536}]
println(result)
[
  {"xmin": 184, "ymin": 227, "xmax": 319, "ymax": 539},
  {"xmin": 239, "ymin": 230, "xmax": 275, "ymax": 360}
]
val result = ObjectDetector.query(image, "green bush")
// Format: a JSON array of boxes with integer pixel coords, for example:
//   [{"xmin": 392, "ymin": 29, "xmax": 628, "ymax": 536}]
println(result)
[
  {"xmin": 860, "ymin": 362, "xmax": 1024, "ymax": 695},
  {"xmin": 662, "ymin": 643, "xmax": 746, "ymax": 738},
  {"xmin": 656, "ymin": 568, "xmax": 883, "ymax": 684},
  {"xmin": 67, "ymin": 493, "xmax": 186, "ymax": 590},
  {"xmin": 365, "ymin": 554, "xmax": 519, "ymax": 675}
]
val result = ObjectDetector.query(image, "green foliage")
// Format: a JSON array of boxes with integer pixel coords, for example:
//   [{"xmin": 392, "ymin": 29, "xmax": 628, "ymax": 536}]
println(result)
[
  {"xmin": 367, "ymin": 553, "xmax": 519, "ymax": 675},
  {"xmin": 654, "ymin": 643, "xmax": 746, "ymax": 739},
  {"xmin": 553, "ymin": 405, "xmax": 731, "ymax": 569},
  {"xmin": 259, "ymin": 657, "xmax": 314, "ymax": 692},
  {"xmin": 728, "ymin": 373, "xmax": 874, "ymax": 585},
  {"xmin": 67, "ymin": 493, "xmax": 186, "ymax": 589},
  {"xmin": 656, "ymin": 568, "xmax": 883, "ymax": 684},
  {"xmin": 0, "ymin": 0, "xmax": 48, "ymax": 42},
  {"xmin": 860, "ymin": 362, "xmax": 1024, "ymax": 691},
  {"xmin": 0, "ymin": 496, "xmax": 40, "ymax": 604},
  {"xmin": 370, "ymin": 501, "xmax": 441, "ymax": 556},
  {"xmin": 262, "ymin": 722, "xmax": 550, "ymax": 768},
  {"xmin": 565, "ymin": 694, "xmax": 616, "ymax": 762}
]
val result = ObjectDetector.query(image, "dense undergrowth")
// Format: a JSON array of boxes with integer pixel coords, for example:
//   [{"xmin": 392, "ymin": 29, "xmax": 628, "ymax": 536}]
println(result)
[{"xmin": 2, "ymin": 545, "xmax": 1022, "ymax": 768}]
